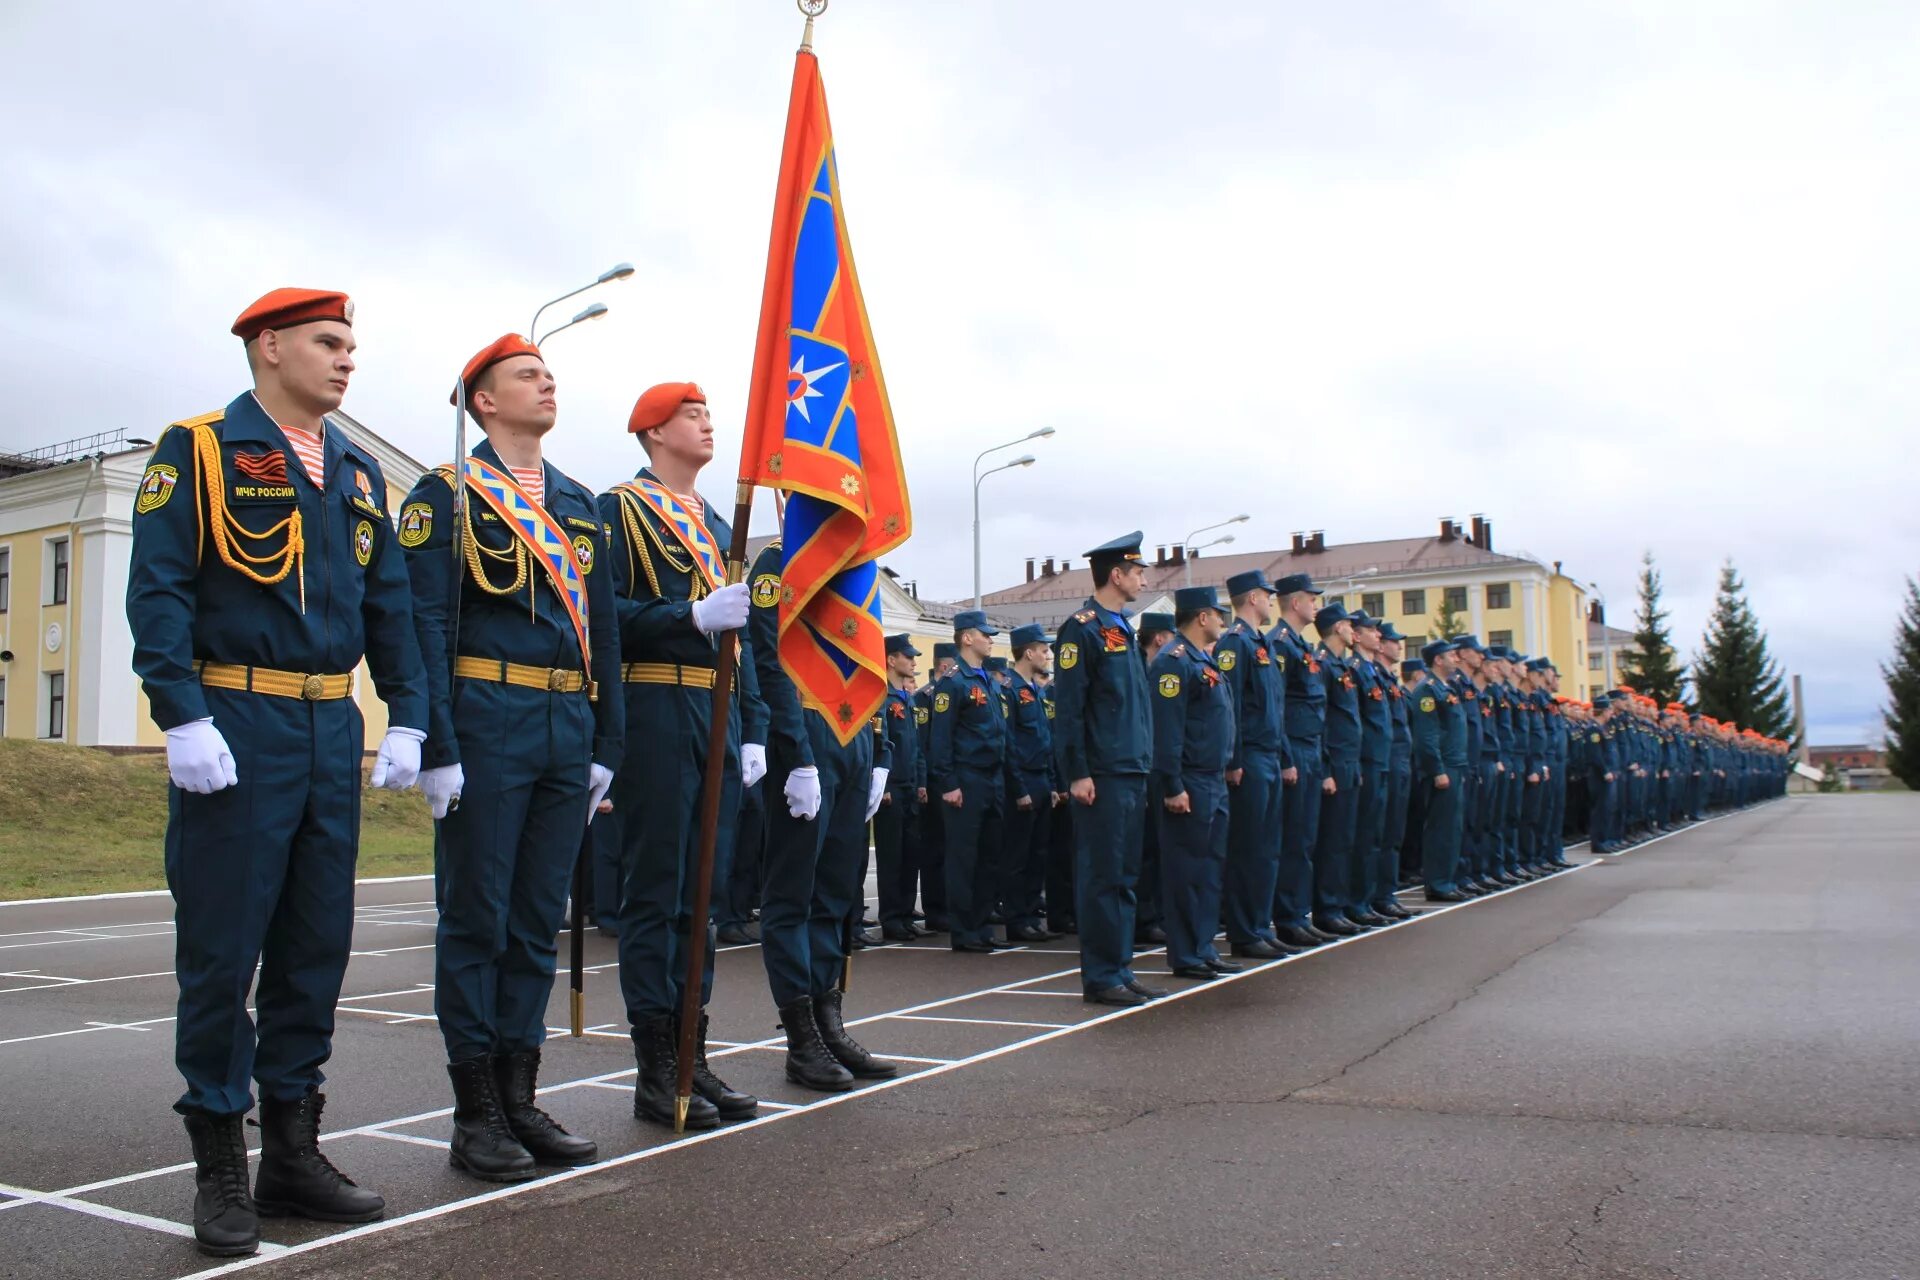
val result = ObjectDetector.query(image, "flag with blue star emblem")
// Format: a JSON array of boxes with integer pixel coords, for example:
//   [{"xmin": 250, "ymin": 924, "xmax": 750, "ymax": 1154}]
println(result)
[{"xmin": 739, "ymin": 41, "xmax": 910, "ymax": 743}]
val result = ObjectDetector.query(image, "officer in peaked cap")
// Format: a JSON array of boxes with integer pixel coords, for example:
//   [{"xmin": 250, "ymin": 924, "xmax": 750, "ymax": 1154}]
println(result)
[
  {"xmin": 912, "ymin": 642, "xmax": 960, "ymax": 931},
  {"xmin": 1149, "ymin": 586, "xmax": 1240, "ymax": 980},
  {"xmin": 929, "ymin": 609, "xmax": 1012, "ymax": 952},
  {"xmin": 1133, "ymin": 608, "xmax": 1176, "ymax": 947},
  {"xmin": 1410, "ymin": 640, "xmax": 1469, "ymax": 900},
  {"xmin": 1216, "ymin": 568, "xmax": 1293, "ymax": 959},
  {"xmin": 1002, "ymin": 622, "xmax": 1062, "ymax": 942},
  {"xmin": 1266, "ymin": 572, "xmax": 1332, "ymax": 949},
  {"xmin": 1310, "ymin": 601, "xmax": 1370, "ymax": 935},
  {"xmin": 1052, "ymin": 532, "xmax": 1162, "ymax": 1005},
  {"xmin": 1375, "ymin": 622, "xmax": 1416, "ymax": 914},
  {"xmin": 1347, "ymin": 612, "xmax": 1405, "ymax": 923},
  {"xmin": 128, "ymin": 289, "xmax": 429, "ymax": 1254},
  {"xmin": 875, "ymin": 634, "xmax": 928, "ymax": 941}
]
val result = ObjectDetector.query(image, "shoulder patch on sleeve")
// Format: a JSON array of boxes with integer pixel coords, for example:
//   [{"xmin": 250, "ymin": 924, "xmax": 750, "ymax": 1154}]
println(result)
[
  {"xmin": 398, "ymin": 501, "xmax": 433, "ymax": 547},
  {"xmin": 135, "ymin": 463, "xmax": 179, "ymax": 514},
  {"xmin": 1158, "ymin": 672, "xmax": 1182, "ymax": 698},
  {"xmin": 1058, "ymin": 642, "xmax": 1079, "ymax": 670},
  {"xmin": 933, "ymin": 691, "xmax": 951, "ymax": 713},
  {"xmin": 1419, "ymin": 696, "xmax": 1436, "ymax": 712},
  {"xmin": 1217, "ymin": 647, "xmax": 1236, "ymax": 671},
  {"xmin": 751, "ymin": 573, "xmax": 781, "ymax": 608}
]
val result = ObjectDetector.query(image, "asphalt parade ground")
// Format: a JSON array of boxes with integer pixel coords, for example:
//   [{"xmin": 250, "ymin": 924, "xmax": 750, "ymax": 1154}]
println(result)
[{"xmin": 2, "ymin": 794, "xmax": 1914, "ymax": 1279}]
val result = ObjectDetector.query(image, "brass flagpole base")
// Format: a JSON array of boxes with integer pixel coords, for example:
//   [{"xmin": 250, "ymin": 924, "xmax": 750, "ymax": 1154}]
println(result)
[
  {"xmin": 673, "ymin": 1094, "xmax": 691, "ymax": 1135},
  {"xmin": 570, "ymin": 989, "xmax": 585, "ymax": 1038}
]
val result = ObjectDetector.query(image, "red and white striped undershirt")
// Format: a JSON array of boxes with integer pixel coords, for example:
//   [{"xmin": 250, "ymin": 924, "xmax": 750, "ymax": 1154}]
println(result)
[
  {"xmin": 510, "ymin": 466, "xmax": 545, "ymax": 505},
  {"xmin": 280, "ymin": 425, "xmax": 326, "ymax": 490},
  {"xmin": 676, "ymin": 489, "xmax": 704, "ymax": 521}
]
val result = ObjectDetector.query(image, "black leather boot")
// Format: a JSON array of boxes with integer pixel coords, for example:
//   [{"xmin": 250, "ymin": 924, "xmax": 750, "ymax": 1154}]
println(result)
[
  {"xmin": 254, "ymin": 1089, "xmax": 384, "ymax": 1222},
  {"xmin": 631, "ymin": 1016, "xmax": 719, "ymax": 1130},
  {"xmin": 446, "ymin": 1056, "xmax": 537, "ymax": 1182},
  {"xmin": 182, "ymin": 1111, "xmax": 258, "ymax": 1258},
  {"xmin": 494, "ymin": 1050, "xmax": 597, "ymax": 1166},
  {"xmin": 780, "ymin": 996, "xmax": 854, "ymax": 1092},
  {"xmin": 812, "ymin": 988, "xmax": 897, "ymax": 1079},
  {"xmin": 691, "ymin": 1011, "xmax": 758, "ymax": 1121}
]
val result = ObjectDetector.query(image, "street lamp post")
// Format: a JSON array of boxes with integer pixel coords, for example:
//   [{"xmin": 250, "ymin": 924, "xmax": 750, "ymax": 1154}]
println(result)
[
  {"xmin": 528, "ymin": 262, "xmax": 634, "ymax": 343},
  {"xmin": 1333, "ymin": 565, "xmax": 1382, "ymax": 606},
  {"xmin": 1184, "ymin": 534, "xmax": 1236, "ymax": 586},
  {"xmin": 972, "ymin": 427, "xmax": 1055, "ymax": 611},
  {"xmin": 1181, "ymin": 514, "xmax": 1250, "ymax": 586},
  {"xmin": 535, "ymin": 301, "xmax": 609, "ymax": 346}
]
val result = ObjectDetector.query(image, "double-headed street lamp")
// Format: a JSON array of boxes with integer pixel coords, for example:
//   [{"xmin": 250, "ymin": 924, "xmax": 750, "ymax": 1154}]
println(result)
[
  {"xmin": 973, "ymin": 427, "xmax": 1055, "ymax": 611},
  {"xmin": 529, "ymin": 263, "xmax": 634, "ymax": 343},
  {"xmin": 535, "ymin": 301, "xmax": 609, "ymax": 346},
  {"xmin": 1182, "ymin": 513, "xmax": 1249, "ymax": 585}
]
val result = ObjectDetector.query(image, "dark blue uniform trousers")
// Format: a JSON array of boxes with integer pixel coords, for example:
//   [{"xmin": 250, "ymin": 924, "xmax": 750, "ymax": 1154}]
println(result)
[
  {"xmin": 435, "ymin": 681, "xmax": 592, "ymax": 1064},
  {"xmin": 1350, "ymin": 763, "xmax": 1388, "ymax": 914},
  {"xmin": 941, "ymin": 767, "xmax": 1006, "ymax": 947},
  {"xmin": 761, "ymin": 723, "xmax": 873, "ymax": 1006},
  {"xmin": 1223, "ymin": 750, "xmax": 1282, "ymax": 945},
  {"xmin": 1500, "ymin": 764, "xmax": 1524, "ymax": 873},
  {"xmin": 1418, "ymin": 774, "xmax": 1463, "ymax": 895},
  {"xmin": 1073, "ymin": 773, "xmax": 1146, "ymax": 992},
  {"xmin": 1471, "ymin": 763, "xmax": 1502, "ymax": 880},
  {"xmin": 1045, "ymin": 802, "xmax": 1076, "ymax": 930},
  {"xmin": 1273, "ymin": 740, "xmax": 1324, "ymax": 930},
  {"xmin": 1519, "ymin": 776, "xmax": 1545, "ymax": 867},
  {"xmin": 915, "ymin": 801, "xmax": 949, "ymax": 924},
  {"xmin": 166, "ymin": 691, "xmax": 362, "ymax": 1116},
  {"xmin": 999, "ymin": 773, "xmax": 1053, "ymax": 931},
  {"xmin": 871, "ymin": 784, "xmax": 919, "ymax": 930},
  {"xmin": 1377, "ymin": 765, "xmax": 1412, "ymax": 910},
  {"xmin": 1136, "ymin": 779, "xmax": 1164, "ymax": 932},
  {"xmin": 718, "ymin": 782, "xmax": 766, "ymax": 927},
  {"xmin": 1157, "ymin": 774, "xmax": 1229, "ymax": 969},
  {"xmin": 607, "ymin": 682, "xmax": 740, "ymax": 1025},
  {"xmin": 1312, "ymin": 760, "xmax": 1361, "ymax": 924}
]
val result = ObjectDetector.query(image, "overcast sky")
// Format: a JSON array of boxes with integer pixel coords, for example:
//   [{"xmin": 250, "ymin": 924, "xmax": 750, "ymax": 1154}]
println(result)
[{"xmin": 3, "ymin": 1, "xmax": 1912, "ymax": 743}]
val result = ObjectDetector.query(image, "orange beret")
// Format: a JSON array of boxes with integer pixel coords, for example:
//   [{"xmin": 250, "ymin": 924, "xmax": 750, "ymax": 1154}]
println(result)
[
  {"xmin": 231, "ymin": 288, "xmax": 353, "ymax": 343},
  {"xmin": 452, "ymin": 334, "xmax": 543, "ymax": 406},
  {"xmin": 628, "ymin": 382, "xmax": 707, "ymax": 434}
]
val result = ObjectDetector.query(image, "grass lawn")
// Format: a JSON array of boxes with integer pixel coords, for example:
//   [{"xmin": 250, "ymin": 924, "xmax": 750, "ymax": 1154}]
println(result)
[{"xmin": 0, "ymin": 738, "xmax": 435, "ymax": 901}]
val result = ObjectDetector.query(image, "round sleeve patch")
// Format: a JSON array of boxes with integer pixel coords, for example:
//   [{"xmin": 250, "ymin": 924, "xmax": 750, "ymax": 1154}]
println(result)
[
  {"xmin": 1158, "ymin": 673, "xmax": 1182, "ymax": 698},
  {"xmin": 1058, "ymin": 642, "xmax": 1079, "ymax": 669},
  {"xmin": 1217, "ymin": 648, "xmax": 1236, "ymax": 671},
  {"xmin": 397, "ymin": 501, "xmax": 433, "ymax": 547},
  {"xmin": 1419, "ymin": 696, "xmax": 1436, "ymax": 712},
  {"xmin": 751, "ymin": 573, "xmax": 781, "ymax": 608}
]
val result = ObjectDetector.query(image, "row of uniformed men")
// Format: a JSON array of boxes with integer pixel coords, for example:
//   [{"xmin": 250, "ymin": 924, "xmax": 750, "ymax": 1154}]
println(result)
[{"xmin": 127, "ymin": 290, "xmax": 901, "ymax": 1258}]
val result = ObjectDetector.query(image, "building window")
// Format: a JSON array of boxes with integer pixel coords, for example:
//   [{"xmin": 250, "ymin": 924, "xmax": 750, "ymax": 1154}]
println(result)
[
  {"xmin": 1401, "ymin": 589, "xmax": 1426, "ymax": 615},
  {"xmin": 1588, "ymin": 652, "xmax": 1603, "ymax": 671},
  {"xmin": 49, "ymin": 538, "xmax": 70, "ymax": 606},
  {"xmin": 45, "ymin": 672, "xmax": 65, "ymax": 739},
  {"xmin": 1361, "ymin": 592, "xmax": 1385, "ymax": 617},
  {"xmin": 1444, "ymin": 586, "xmax": 1468, "ymax": 612},
  {"xmin": 1485, "ymin": 582, "xmax": 1511, "ymax": 609},
  {"xmin": 1402, "ymin": 632, "xmax": 1428, "ymax": 646},
  {"xmin": 0, "ymin": 546, "xmax": 10, "ymax": 612},
  {"xmin": 1489, "ymin": 629, "xmax": 1513, "ymax": 649}
]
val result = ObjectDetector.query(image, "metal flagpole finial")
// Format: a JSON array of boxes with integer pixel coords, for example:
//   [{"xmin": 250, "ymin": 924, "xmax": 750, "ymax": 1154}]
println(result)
[{"xmin": 798, "ymin": 0, "xmax": 826, "ymax": 51}]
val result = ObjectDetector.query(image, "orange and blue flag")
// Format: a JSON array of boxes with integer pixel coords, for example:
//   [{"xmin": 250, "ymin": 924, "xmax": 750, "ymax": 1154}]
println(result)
[{"xmin": 739, "ymin": 41, "xmax": 910, "ymax": 743}]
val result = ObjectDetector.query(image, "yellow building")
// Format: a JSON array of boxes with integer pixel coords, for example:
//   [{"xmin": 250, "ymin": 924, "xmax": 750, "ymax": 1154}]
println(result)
[
  {"xmin": 983, "ymin": 515, "xmax": 1610, "ymax": 694},
  {"xmin": 0, "ymin": 415, "xmax": 423, "ymax": 749}
]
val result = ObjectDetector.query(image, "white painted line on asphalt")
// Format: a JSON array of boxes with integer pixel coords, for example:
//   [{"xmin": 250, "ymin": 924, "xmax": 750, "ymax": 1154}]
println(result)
[
  {"xmin": 0, "ymin": 968, "xmax": 175, "ymax": 994},
  {"xmin": 361, "ymin": 1131, "xmax": 451, "ymax": 1151},
  {"xmin": 887, "ymin": 1014, "xmax": 1074, "ymax": 1031},
  {"xmin": 0, "ymin": 1179, "xmax": 258, "ymax": 1246},
  {"xmin": 0, "ymin": 1014, "xmax": 176, "ymax": 1048},
  {"xmin": 872, "ymin": 1053, "xmax": 958, "ymax": 1066}
]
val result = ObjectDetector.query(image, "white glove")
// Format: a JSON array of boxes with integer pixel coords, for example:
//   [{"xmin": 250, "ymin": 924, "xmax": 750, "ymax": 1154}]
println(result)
[
  {"xmin": 690, "ymin": 582, "xmax": 751, "ymax": 635},
  {"xmin": 369, "ymin": 727, "xmax": 426, "ymax": 790},
  {"xmin": 784, "ymin": 765, "xmax": 821, "ymax": 821},
  {"xmin": 741, "ymin": 743, "xmax": 767, "ymax": 789},
  {"xmin": 165, "ymin": 718, "xmax": 238, "ymax": 795},
  {"xmin": 864, "ymin": 767, "xmax": 889, "ymax": 821},
  {"xmin": 420, "ymin": 763, "xmax": 464, "ymax": 820},
  {"xmin": 586, "ymin": 762, "xmax": 615, "ymax": 825}
]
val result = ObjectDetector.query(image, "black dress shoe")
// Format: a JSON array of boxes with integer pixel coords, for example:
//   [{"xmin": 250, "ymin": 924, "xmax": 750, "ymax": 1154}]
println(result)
[
  {"xmin": 1275, "ymin": 925, "xmax": 1325, "ymax": 948},
  {"xmin": 1314, "ymin": 917, "xmax": 1361, "ymax": 937},
  {"xmin": 923, "ymin": 917, "xmax": 952, "ymax": 933},
  {"xmin": 951, "ymin": 940, "xmax": 996, "ymax": 954},
  {"xmin": 1083, "ymin": 985, "xmax": 1146, "ymax": 1006},
  {"xmin": 1424, "ymin": 888, "xmax": 1470, "ymax": 903},
  {"xmin": 882, "ymin": 924, "xmax": 919, "ymax": 942},
  {"xmin": 1006, "ymin": 924, "xmax": 1052, "ymax": 942},
  {"xmin": 1231, "ymin": 940, "xmax": 1288, "ymax": 960},
  {"xmin": 909, "ymin": 922, "xmax": 936, "ymax": 937},
  {"xmin": 1348, "ymin": 910, "xmax": 1392, "ymax": 928},
  {"xmin": 716, "ymin": 923, "xmax": 760, "ymax": 946},
  {"xmin": 1204, "ymin": 958, "xmax": 1245, "ymax": 974},
  {"xmin": 986, "ymin": 938, "xmax": 1019, "ymax": 951},
  {"xmin": 1124, "ymin": 980, "xmax": 1168, "ymax": 1000},
  {"xmin": 1134, "ymin": 925, "xmax": 1168, "ymax": 945},
  {"xmin": 1170, "ymin": 964, "xmax": 1219, "ymax": 980},
  {"xmin": 1376, "ymin": 902, "xmax": 1415, "ymax": 920}
]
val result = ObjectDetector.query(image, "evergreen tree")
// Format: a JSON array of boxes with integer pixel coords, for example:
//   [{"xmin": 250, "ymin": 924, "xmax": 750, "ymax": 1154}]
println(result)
[
  {"xmin": 1692, "ymin": 559, "xmax": 1794, "ymax": 739},
  {"xmin": 1432, "ymin": 590, "xmax": 1469, "ymax": 639},
  {"xmin": 1619, "ymin": 549, "xmax": 1687, "ymax": 704},
  {"xmin": 1883, "ymin": 575, "xmax": 1920, "ymax": 790}
]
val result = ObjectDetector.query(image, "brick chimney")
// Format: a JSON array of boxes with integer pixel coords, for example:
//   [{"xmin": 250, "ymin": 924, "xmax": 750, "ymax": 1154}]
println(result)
[
  {"xmin": 1041, "ymin": 557, "xmax": 1054, "ymax": 577},
  {"xmin": 1291, "ymin": 531, "xmax": 1306, "ymax": 553},
  {"xmin": 1469, "ymin": 514, "xmax": 1485, "ymax": 547},
  {"xmin": 1438, "ymin": 516, "xmax": 1456, "ymax": 543},
  {"xmin": 1307, "ymin": 530, "xmax": 1325, "ymax": 553},
  {"xmin": 1480, "ymin": 519, "xmax": 1493, "ymax": 553},
  {"xmin": 1026, "ymin": 557, "xmax": 1036, "ymax": 583}
]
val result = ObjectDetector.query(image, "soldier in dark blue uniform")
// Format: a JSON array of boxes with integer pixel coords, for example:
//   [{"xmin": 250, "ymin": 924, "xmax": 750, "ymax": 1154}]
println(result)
[
  {"xmin": 596, "ymin": 382, "xmax": 764, "ymax": 1131},
  {"xmin": 1311, "ymin": 602, "xmax": 1369, "ymax": 936},
  {"xmin": 129, "ymin": 289, "xmax": 429, "ymax": 1255},
  {"xmin": 1376, "ymin": 623, "xmax": 1416, "ymax": 915},
  {"xmin": 1410, "ymin": 641, "xmax": 1469, "ymax": 901},
  {"xmin": 403, "ymin": 334, "xmax": 622, "ymax": 1181},
  {"xmin": 929, "ymin": 610, "xmax": 1013, "ymax": 952},
  {"xmin": 1149, "ymin": 587, "xmax": 1240, "ymax": 980},
  {"xmin": 912, "ymin": 642, "xmax": 957, "ymax": 932},
  {"xmin": 1039, "ymin": 670, "xmax": 1077, "ymax": 934},
  {"xmin": 748, "ymin": 540, "xmax": 895, "ymax": 1091},
  {"xmin": 1002, "ymin": 623, "xmax": 1061, "ymax": 942},
  {"xmin": 1133, "ymin": 611, "xmax": 1177, "ymax": 947},
  {"xmin": 1447, "ymin": 635, "xmax": 1492, "ymax": 894},
  {"xmin": 1217, "ymin": 570, "xmax": 1293, "ymax": 958},
  {"xmin": 1397, "ymin": 657, "xmax": 1429, "ymax": 884},
  {"xmin": 1347, "ymin": 613, "xmax": 1399, "ymax": 925},
  {"xmin": 876, "ymin": 634, "xmax": 929, "ymax": 941},
  {"xmin": 1052, "ymin": 532, "xmax": 1162, "ymax": 1006},
  {"xmin": 1588, "ymin": 695, "xmax": 1622, "ymax": 851},
  {"xmin": 1267, "ymin": 573, "xmax": 1333, "ymax": 949}
]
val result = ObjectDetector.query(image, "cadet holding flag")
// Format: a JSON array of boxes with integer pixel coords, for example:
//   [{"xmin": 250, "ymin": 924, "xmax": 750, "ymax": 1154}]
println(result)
[
  {"xmin": 1149, "ymin": 587, "xmax": 1241, "ymax": 981},
  {"xmin": 128, "ymin": 290, "xmax": 429, "ymax": 1256},
  {"xmin": 1053, "ymin": 533, "xmax": 1162, "ymax": 1006},
  {"xmin": 401, "ymin": 334, "xmax": 621, "ymax": 1181}
]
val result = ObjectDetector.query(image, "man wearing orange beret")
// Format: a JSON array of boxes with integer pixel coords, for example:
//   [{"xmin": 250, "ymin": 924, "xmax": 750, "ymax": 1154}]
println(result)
[
  {"xmin": 593, "ymin": 381, "xmax": 764, "ymax": 1129},
  {"xmin": 399, "ymin": 334, "xmax": 623, "ymax": 1181},
  {"xmin": 126, "ymin": 289, "xmax": 430, "ymax": 1256}
]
